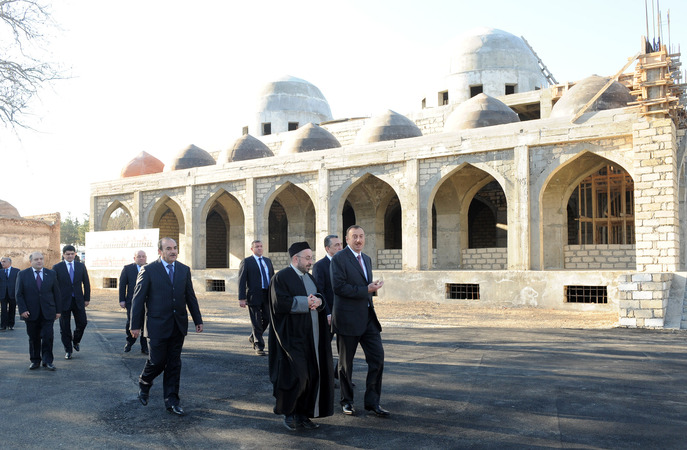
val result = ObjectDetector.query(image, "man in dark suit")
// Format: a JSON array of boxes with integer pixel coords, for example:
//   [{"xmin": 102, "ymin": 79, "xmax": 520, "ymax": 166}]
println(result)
[
  {"xmin": 238, "ymin": 240, "xmax": 274, "ymax": 356},
  {"xmin": 331, "ymin": 225, "xmax": 388, "ymax": 417},
  {"xmin": 119, "ymin": 250, "xmax": 148, "ymax": 354},
  {"xmin": 268, "ymin": 241, "xmax": 335, "ymax": 431},
  {"xmin": 131, "ymin": 237, "xmax": 203, "ymax": 416},
  {"xmin": 53, "ymin": 244, "xmax": 91, "ymax": 360},
  {"xmin": 1, "ymin": 256, "xmax": 20, "ymax": 330},
  {"xmin": 15, "ymin": 251, "xmax": 62, "ymax": 370},
  {"xmin": 312, "ymin": 234, "xmax": 342, "ymax": 326}
]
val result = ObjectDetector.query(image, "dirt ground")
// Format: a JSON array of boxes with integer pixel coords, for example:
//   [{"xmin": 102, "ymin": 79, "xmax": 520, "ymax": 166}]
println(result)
[{"xmin": 91, "ymin": 288, "xmax": 618, "ymax": 329}]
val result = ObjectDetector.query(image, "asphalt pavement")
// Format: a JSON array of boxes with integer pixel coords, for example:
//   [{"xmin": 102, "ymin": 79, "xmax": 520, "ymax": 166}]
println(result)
[{"xmin": 1, "ymin": 308, "xmax": 687, "ymax": 449}]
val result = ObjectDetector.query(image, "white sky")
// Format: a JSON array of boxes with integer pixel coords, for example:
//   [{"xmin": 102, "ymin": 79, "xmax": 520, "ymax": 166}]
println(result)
[{"xmin": 1, "ymin": 0, "xmax": 685, "ymax": 220}]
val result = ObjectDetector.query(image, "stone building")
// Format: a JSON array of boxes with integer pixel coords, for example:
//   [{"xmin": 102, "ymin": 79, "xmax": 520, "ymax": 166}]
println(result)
[
  {"xmin": 0, "ymin": 200, "xmax": 61, "ymax": 269},
  {"xmin": 89, "ymin": 28, "xmax": 687, "ymax": 328}
]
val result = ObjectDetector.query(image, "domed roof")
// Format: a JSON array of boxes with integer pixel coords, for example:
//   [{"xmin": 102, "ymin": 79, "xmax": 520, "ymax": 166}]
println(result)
[
  {"xmin": 280, "ymin": 123, "xmax": 341, "ymax": 155},
  {"xmin": 444, "ymin": 93, "xmax": 520, "ymax": 131},
  {"xmin": 447, "ymin": 27, "xmax": 542, "ymax": 76},
  {"xmin": 355, "ymin": 110, "xmax": 422, "ymax": 144},
  {"xmin": 254, "ymin": 75, "xmax": 332, "ymax": 122},
  {"xmin": 168, "ymin": 144, "xmax": 216, "ymax": 171},
  {"xmin": 219, "ymin": 134, "xmax": 273, "ymax": 163},
  {"xmin": 0, "ymin": 199, "xmax": 20, "ymax": 217},
  {"xmin": 120, "ymin": 151, "xmax": 164, "ymax": 178},
  {"xmin": 550, "ymin": 75, "xmax": 635, "ymax": 118}
]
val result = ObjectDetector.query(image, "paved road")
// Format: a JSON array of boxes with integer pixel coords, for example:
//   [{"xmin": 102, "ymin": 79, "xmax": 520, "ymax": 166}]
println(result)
[{"xmin": 1, "ymin": 310, "xmax": 686, "ymax": 449}]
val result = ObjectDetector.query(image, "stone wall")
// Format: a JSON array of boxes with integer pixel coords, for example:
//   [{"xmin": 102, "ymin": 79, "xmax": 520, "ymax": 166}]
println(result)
[
  {"xmin": 618, "ymin": 272, "xmax": 672, "ymax": 328},
  {"xmin": 377, "ymin": 249, "xmax": 402, "ymax": 269},
  {"xmin": 461, "ymin": 248, "xmax": 507, "ymax": 270},
  {"xmin": 0, "ymin": 213, "xmax": 61, "ymax": 269},
  {"xmin": 564, "ymin": 245, "xmax": 636, "ymax": 269}
]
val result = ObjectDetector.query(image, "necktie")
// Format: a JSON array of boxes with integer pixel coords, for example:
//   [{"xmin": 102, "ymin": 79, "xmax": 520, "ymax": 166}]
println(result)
[
  {"xmin": 5, "ymin": 269, "xmax": 8, "ymax": 278},
  {"xmin": 35, "ymin": 271, "xmax": 42, "ymax": 290},
  {"xmin": 357, "ymin": 254, "xmax": 367, "ymax": 281},
  {"xmin": 259, "ymin": 257, "xmax": 269, "ymax": 289},
  {"xmin": 167, "ymin": 264, "xmax": 174, "ymax": 283},
  {"xmin": 69, "ymin": 262, "xmax": 74, "ymax": 283}
]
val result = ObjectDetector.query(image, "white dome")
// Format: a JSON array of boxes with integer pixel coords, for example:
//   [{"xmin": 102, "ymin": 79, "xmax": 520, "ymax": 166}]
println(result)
[
  {"xmin": 423, "ymin": 28, "xmax": 549, "ymax": 107},
  {"xmin": 250, "ymin": 75, "xmax": 333, "ymax": 136}
]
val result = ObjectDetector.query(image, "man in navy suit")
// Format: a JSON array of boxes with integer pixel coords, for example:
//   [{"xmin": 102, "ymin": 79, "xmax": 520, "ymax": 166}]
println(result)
[
  {"xmin": 1, "ymin": 256, "xmax": 20, "ymax": 330},
  {"xmin": 15, "ymin": 251, "xmax": 62, "ymax": 370},
  {"xmin": 53, "ymin": 245, "xmax": 91, "ymax": 360},
  {"xmin": 312, "ymin": 234, "xmax": 342, "ymax": 326},
  {"xmin": 331, "ymin": 225, "xmax": 389, "ymax": 417},
  {"xmin": 119, "ymin": 250, "xmax": 148, "ymax": 354},
  {"xmin": 131, "ymin": 237, "xmax": 203, "ymax": 416},
  {"xmin": 238, "ymin": 240, "xmax": 274, "ymax": 356}
]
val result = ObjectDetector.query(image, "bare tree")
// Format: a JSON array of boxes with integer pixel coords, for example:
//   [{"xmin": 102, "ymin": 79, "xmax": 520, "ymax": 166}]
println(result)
[{"xmin": 0, "ymin": 0, "xmax": 62, "ymax": 128}]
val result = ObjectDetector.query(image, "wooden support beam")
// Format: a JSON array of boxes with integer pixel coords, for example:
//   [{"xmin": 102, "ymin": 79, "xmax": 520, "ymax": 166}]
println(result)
[{"xmin": 572, "ymin": 53, "xmax": 641, "ymax": 123}]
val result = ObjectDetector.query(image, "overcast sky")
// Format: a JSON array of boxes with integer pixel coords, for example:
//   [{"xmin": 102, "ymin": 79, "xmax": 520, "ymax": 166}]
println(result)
[{"xmin": 1, "ymin": 0, "xmax": 685, "ymax": 220}]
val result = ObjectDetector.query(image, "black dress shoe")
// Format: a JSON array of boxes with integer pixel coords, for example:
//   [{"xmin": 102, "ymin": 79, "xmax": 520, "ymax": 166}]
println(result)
[
  {"xmin": 141, "ymin": 347, "xmax": 149, "ymax": 355},
  {"xmin": 8, "ymin": 326, "xmax": 13, "ymax": 330},
  {"xmin": 65, "ymin": 352, "xmax": 72, "ymax": 360},
  {"xmin": 282, "ymin": 415, "xmax": 296, "ymax": 431},
  {"xmin": 124, "ymin": 344, "xmax": 132, "ymax": 353},
  {"xmin": 342, "ymin": 403, "xmax": 356, "ymax": 415},
  {"xmin": 365, "ymin": 404, "xmax": 390, "ymax": 417},
  {"xmin": 248, "ymin": 335, "xmax": 255, "ymax": 348},
  {"xmin": 29, "ymin": 362, "xmax": 40, "ymax": 370},
  {"xmin": 43, "ymin": 363, "xmax": 56, "ymax": 371},
  {"xmin": 298, "ymin": 417, "xmax": 319, "ymax": 429},
  {"xmin": 138, "ymin": 389, "xmax": 149, "ymax": 406},
  {"xmin": 255, "ymin": 348, "xmax": 266, "ymax": 356},
  {"xmin": 73, "ymin": 343, "xmax": 80, "ymax": 352},
  {"xmin": 166, "ymin": 405, "xmax": 185, "ymax": 416}
]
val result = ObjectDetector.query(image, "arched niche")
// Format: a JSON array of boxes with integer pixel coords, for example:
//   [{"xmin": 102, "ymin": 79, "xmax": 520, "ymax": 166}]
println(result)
[
  {"xmin": 540, "ymin": 151, "xmax": 634, "ymax": 269},
  {"xmin": 100, "ymin": 200, "xmax": 133, "ymax": 231},
  {"xmin": 199, "ymin": 190, "xmax": 245, "ymax": 269},
  {"xmin": 147, "ymin": 196, "xmax": 186, "ymax": 246},
  {"xmin": 429, "ymin": 163, "xmax": 506, "ymax": 269},
  {"xmin": 264, "ymin": 182, "xmax": 316, "ymax": 255}
]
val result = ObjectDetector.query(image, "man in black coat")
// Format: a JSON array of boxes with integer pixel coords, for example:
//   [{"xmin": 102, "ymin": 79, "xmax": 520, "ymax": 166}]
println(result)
[
  {"xmin": 53, "ymin": 245, "xmax": 91, "ymax": 359},
  {"xmin": 331, "ymin": 225, "xmax": 389, "ymax": 417},
  {"xmin": 1, "ymin": 256, "xmax": 20, "ymax": 330},
  {"xmin": 311, "ymin": 234, "xmax": 342, "ymax": 325},
  {"xmin": 119, "ymin": 250, "xmax": 148, "ymax": 354},
  {"xmin": 131, "ymin": 237, "xmax": 203, "ymax": 416},
  {"xmin": 238, "ymin": 240, "xmax": 274, "ymax": 356},
  {"xmin": 15, "ymin": 251, "xmax": 62, "ymax": 370},
  {"xmin": 269, "ymin": 241, "xmax": 334, "ymax": 431}
]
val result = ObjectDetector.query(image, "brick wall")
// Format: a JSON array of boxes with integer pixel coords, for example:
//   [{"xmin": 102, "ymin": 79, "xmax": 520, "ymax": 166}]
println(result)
[
  {"xmin": 461, "ymin": 248, "xmax": 507, "ymax": 270},
  {"xmin": 618, "ymin": 272, "xmax": 672, "ymax": 328},
  {"xmin": 564, "ymin": 245, "xmax": 635, "ymax": 269},
  {"xmin": 377, "ymin": 249, "xmax": 402, "ymax": 269}
]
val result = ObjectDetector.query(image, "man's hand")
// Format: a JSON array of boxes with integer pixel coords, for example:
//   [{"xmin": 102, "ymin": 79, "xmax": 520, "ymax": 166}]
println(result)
[
  {"xmin": 367, "ymin": 280, "xmax": 384, "ymax": 293},
  {"xmin": 131, "ymin": 329, "xmax": 140, "ymax": 339},
  {"xmin": 119, "ymin": 301, "xmax": 126, "ymax": 308},
  {"xmin": 84, "ymin": 301, "xmax": 90, "ymax": 307},
  {"xmin": 21, "ymin": 311, "xmax": 29, "ymax": 319},
  {"xmin": 56, "ymin": 313, "xmax": 61, "ymax": 319},
  {"xmin": 196, "ymin": 324, "xmax": 203, "ymax": 333},
  {"xmin": 239, "ymin": 299, "xmax": 247, "ymax": 308},
  {"xmin": 327, "ymin": 314, "xmax": 332, "ymax": 326},
  {"xmin": 308, "ymin": 294, "xmax": 321, "ymax": 310}
]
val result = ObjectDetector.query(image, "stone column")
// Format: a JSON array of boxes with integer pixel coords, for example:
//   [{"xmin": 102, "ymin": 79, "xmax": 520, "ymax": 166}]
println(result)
[
  {"xmin": 401, "ymin": 159, "xmax": 420, "ymax": 270},
  {"xmin": 316, "ymin": 167, "xmax": 330, "ymax": 258},
  {"xmin": 184, "ymin": 184, "xmax": 195, "ymax": 268},
  {"xmin": 132, "ymin": 191, "xmax": 143, "ymax": 229},
  {"xmin": 244, "ymin": 177, "xmax": 256, "ymax": 255},
  {"xmin": 508, "ymin": 145, "xmax": 530, "ymax": 270},
  {"xmin": 633, "ymin": 118, "xmax": 679, "ymax": 272}
]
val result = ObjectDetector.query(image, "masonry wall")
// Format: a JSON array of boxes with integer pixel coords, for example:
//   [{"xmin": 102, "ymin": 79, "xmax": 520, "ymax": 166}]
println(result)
[
  {"xmin": 564, "ymin": 245, "xmax": 636, "ymax": 270},
  {"xmin": 461, "ymin": 248, "xmax": 507, "ymax": 270},
  {"xmin": 0, "ymin": 214, "xmax": 61, "ymax": 269}
]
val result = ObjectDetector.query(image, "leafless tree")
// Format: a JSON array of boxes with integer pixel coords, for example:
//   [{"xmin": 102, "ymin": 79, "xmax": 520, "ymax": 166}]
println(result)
[{"xmin": 0, "ymin": 0, "xmax": 62, "ymax": 129}]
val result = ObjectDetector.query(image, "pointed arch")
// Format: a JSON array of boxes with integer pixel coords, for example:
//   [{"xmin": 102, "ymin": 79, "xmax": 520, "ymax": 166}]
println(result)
[{"xmin": 99, "ymin": 200, "xmax": 133, "ymax": 231}]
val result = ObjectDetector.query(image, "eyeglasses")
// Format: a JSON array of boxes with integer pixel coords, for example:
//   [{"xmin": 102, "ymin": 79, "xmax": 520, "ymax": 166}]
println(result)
[{"xmin": 297, "ymin": 256, "xmax": 313, "ymax": 261}]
